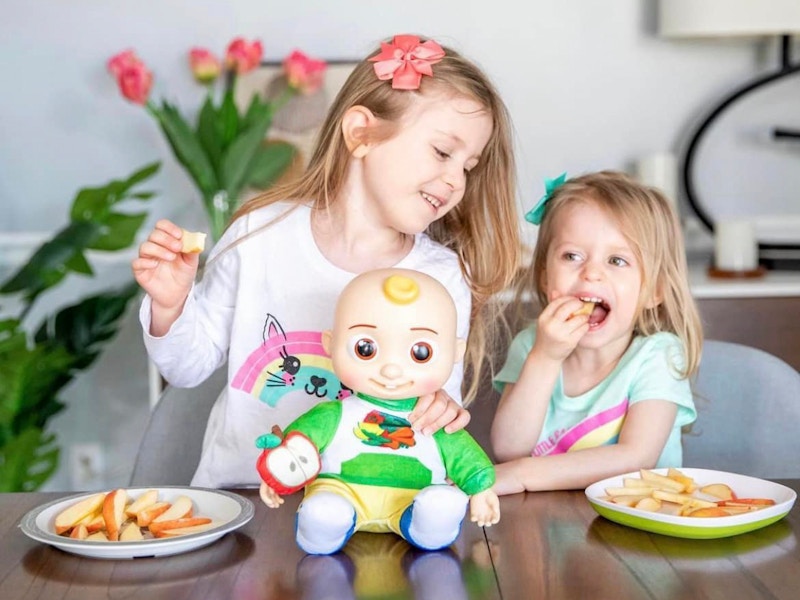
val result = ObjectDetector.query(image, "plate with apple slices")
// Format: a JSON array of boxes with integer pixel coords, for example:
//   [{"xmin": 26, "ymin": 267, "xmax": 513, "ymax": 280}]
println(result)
[
  {"xmin": 19, "ymin": 486, "xmax": 254, "ymax": 559},
  {"xmin": 585, "ymin": 468, "xmax": 796, "ymax": 539}
]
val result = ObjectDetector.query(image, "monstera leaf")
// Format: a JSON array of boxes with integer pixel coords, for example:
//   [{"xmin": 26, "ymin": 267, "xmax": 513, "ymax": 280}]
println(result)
[{"xmin": 0, "ymin": 164, "xmax": 159, "ymax": 491}]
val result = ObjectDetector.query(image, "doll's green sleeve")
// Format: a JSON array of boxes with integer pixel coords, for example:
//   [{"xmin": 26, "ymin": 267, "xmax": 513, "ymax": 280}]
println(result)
[
  {"xmin": 285, "ymin": 401, "xmax": 342, "ymax": 452},
  {"xmin": 434, "ymin": 429, "xmax": 496, "ymax": 496}
]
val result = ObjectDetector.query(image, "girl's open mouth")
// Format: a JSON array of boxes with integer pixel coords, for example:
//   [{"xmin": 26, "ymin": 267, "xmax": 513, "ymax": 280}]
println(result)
[{"xmin": 579, "ymin": 296, "xmax": 610, "ymax": 326}]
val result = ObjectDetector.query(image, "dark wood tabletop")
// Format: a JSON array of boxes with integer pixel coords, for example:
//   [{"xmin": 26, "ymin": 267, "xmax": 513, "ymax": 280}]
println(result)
[{"xmin": 4, "ymin": 482, "xmax": 799, "ymax": 600}]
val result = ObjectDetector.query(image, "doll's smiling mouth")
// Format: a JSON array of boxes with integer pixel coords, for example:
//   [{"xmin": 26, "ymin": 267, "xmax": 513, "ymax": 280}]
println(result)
[{"xmin": 370, "ymin": 379, "xmax": 415, "ymax": 392}]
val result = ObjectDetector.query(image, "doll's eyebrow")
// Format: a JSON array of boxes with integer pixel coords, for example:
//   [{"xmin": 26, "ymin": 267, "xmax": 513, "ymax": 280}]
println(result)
[
  {"xmin": 348, "ymin": 324, "xmax": 376, "ymax": 330},
  {"xmin": 410, "ymin": 327, "xmax": 438, "ymax": 334}
]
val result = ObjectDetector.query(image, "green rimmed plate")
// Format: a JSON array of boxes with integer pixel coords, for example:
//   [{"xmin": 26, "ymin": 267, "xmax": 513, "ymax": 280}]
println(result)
[{"xmin": 585, "ymin": 468, "xmax": 796, "ymax": 539}]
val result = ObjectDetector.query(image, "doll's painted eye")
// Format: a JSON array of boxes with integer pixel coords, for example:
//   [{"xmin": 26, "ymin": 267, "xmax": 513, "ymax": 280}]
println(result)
[
  {"xmin": 410, "ymin": 342, "xmax": 433, "ymax": 363},
  {"xmin": 354, "ymin": 338, "xmax": 378, "ymax": 360}
]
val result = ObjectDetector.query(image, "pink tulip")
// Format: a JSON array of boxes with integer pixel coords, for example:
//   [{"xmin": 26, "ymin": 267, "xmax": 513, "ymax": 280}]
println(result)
[
  {"xmin": 225, "ymin": 38, "xmax": 263, "ymax": 74},
  {"xmin": 108, "ymin": 50, "xmax": 153, "ymax": 105},
  {"xmin": 107, "ymin": 50, "xmax": 142, "ymax": 77},
  {"xmin": 189, "ymin": 48, "xmax": 221, "ymax": 84},
  {"xmin": 283, "ymin": 50, "xmax": 327, "ymax": 95}
]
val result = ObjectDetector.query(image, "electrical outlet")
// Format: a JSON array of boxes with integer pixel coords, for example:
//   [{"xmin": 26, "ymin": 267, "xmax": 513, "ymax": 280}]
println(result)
[{"xmin": 70, "ymin": 443, "xmax": 105, "ymax": 490}]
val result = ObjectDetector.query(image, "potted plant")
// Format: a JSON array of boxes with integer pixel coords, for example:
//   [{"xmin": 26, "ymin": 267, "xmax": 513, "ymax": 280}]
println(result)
[{"xmin": 0, "ymin": 162, "xmax": 159, "ymax": 492}]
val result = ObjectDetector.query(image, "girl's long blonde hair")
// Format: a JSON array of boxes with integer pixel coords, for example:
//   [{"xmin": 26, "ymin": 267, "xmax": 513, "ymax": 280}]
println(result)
[
  {"xmin": 225, "ymin": 37, "xmax": 522, "ymax": 405},
  {"xmin": 515, "ymin": 170, "xmax": 702, "ymax": 378}
]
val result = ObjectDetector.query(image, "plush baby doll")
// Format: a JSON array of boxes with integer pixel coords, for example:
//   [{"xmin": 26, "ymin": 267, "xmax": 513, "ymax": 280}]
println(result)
[{"xmin": 256, "ymin": 268, "xmax": 499, "ymax": 555}]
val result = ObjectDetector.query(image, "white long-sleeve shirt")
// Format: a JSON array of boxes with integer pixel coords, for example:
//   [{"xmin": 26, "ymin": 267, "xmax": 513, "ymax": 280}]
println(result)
[{"xmin": 140, "ymin": 202, "xmax": 471, "ymax": 488}]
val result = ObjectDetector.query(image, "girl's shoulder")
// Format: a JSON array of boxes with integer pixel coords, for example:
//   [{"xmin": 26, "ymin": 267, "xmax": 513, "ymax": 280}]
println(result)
[
  {"xmin": 233, "ymin": 200, "xmax": 309, "ymax": 233},
  {"xmin": 622, "ymin": 331, "xmax": 687, "ymax": 373}
]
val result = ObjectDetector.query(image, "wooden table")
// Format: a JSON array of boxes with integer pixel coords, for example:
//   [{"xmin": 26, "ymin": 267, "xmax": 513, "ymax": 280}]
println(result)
[{"xmin": 3, "ymin": 483, "xmax": 799, "ymax": 600}]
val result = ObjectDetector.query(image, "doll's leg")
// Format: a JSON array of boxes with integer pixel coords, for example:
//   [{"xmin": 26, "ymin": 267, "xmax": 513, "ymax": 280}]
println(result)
[
  {"xmin": 399, "ymin": 485, "xmax": 468, "ymax": 550},
  {"xmin": 296, "ymin": 491, "xmax": 357, "ymax": 555}
]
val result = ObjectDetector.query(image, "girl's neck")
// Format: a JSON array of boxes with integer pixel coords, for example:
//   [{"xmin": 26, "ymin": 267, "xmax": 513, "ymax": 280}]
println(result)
[
  {"xmin": 310, "ymin": 198, "xmax": 413, "ymax": 274},
  {"xmin": 561, "ymin": 335, "xmax": 633, "ymax": 397}
]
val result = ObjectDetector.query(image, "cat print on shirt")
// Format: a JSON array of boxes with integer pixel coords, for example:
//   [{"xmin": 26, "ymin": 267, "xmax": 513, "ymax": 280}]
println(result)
[{"xmin": 232, "ymin": 314, "xmax": 352, "ymax": 406}]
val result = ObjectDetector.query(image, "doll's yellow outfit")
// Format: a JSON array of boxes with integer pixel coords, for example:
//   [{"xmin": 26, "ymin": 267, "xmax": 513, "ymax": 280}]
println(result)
[{"xmin": 282, "ymin": 392, "xmax": 495, "ymax": 554}]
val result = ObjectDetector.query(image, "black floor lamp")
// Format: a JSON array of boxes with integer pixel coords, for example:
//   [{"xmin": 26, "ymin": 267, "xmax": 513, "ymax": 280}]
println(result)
[{"xmin": 658, "ymin": 0, "xmax": 800, "ymax": 269}]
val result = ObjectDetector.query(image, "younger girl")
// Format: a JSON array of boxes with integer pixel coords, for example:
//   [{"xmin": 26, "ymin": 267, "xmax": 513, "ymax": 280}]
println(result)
[
  {"xmin": 490, "ymin": 170, "xmax": 702, "ymax": 494},
  {"xmin": 133, "ymin": 34, "xmax": 521, "ymax": 488}
]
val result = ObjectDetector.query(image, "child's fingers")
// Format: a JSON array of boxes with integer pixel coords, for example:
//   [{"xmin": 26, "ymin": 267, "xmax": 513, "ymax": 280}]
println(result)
[
  {"xmin": 154, "ymin": 218, "xmax": 183, "ymax": 238},
  {"xmin": 138, "ymin": 240, "xmax": 178, "ymax": 262},
  {"xmin": 148, "ymin": 227, "xmax": 183, "ymax": 254}
]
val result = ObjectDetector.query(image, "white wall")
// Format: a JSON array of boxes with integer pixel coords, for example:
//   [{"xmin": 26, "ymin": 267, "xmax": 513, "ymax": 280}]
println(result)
[{"xmin": 2, "ymin": 0, "xmax": 797, "ymax": 489}]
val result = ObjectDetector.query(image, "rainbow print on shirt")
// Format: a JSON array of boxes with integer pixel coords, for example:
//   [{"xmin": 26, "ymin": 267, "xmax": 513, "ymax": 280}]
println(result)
[
  {"xmin": 533, "ymin": 398, "xmax": 628, "ymax": 456},
  {"xmin": 232, "ymin": 314, "xmax": 352, "ymax": 407}
]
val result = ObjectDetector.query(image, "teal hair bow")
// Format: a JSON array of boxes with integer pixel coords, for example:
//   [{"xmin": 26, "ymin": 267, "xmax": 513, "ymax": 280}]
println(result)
[{"xmin": 524, "ymin": 172, "xmax": 568, "ymax": 225}]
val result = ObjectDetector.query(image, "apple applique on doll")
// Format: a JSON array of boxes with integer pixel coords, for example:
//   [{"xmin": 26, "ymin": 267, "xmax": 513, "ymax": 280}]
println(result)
[{"xmin": 256, "ymin": 426, "xmax": 321, "ymax": 495}]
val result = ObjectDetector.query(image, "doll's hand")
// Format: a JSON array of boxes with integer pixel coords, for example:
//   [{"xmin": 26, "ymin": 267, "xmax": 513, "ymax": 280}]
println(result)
[
  {"xmin": 259, "ymin": 481, "xmax": 284, "ymax": 509},
  {"xmin": 534, "ymin": 294, "xmax": 591, "ymax": 361},
  {"xmin": 409, "ymin": 389, "xmax": 470, "ymax": 436},
  {"xmin": 132, "ymin": 219, "xmax": 199, "ymax": 315},
  {"xmin": 469, "ymin": 489, "xmax": 500, "ymax": 527}
]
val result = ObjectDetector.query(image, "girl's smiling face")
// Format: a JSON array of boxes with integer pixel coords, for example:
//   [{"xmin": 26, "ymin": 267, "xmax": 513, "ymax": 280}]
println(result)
[
  {"xmin": 358, "ymin": 92, "xmax": 493, "ymax": 235},
  {"xmin": 543, "ymin": 200, "xmax": 644, "ymax": 352}
]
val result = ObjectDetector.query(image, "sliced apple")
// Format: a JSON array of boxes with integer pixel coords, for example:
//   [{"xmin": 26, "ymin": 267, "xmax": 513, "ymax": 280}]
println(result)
[
  {"xmin": 180, "ymin": 229, "xmax": 206, "ymax": 254},
  {"xmin": 639, "ymin": 469, "xmax": 686, "ymax": 492},
  {"xmin": 149, "ymin": 517, "xmax": 212, "ymax": 536},
  {"xmin": 635, "ymin": 497, "xmax": 662, "ymax": 512},
  {"xmin": 102, "ymin": 488, "xmax": 128, "ymax": 541},
  {"xmin": 667, "ymin": 468, "xmax": 697, "ymax": 493},
  {"xmin": 700, "ymin": 483, "xmax": 735, "ymax": 501},
  {"xmin": 125, "ymin": 489, "xmax": 159, "ymax": 517},
  {"xmin": 151, "ymin": 495, "xmax": 193, "ymax": 523},
  {"xmin": 152, "ymin": 520, "xmax": 221, "ymax": 538},
  {"xmin": 609, "ymin": 494, "xmax": 651, "ymax": 507},
  {"xmin": 718, "ymin": 498, "xmax": 775, "ymax": 507},
  {"xmin": 86, "ymin": 531, "xmax": 109, "ymax": 542},
  {"xmin": 136, "ymin": 501, "xmax": 171, "ymax": 527},
  {"xmin": 54, "ymin": 492, "xmax": 106, "ymax": 535},
  {"xmin": 85, "ymin": 512, "xmax": 106, "ymax": 533},
  {"xmin": 652, "ymin": 489, "xmax": 716, "ymax": 507},
  {"xmin": 605, "ymin": 486, "xmax": 658, "ymax": 497},
  {"xmin": 687, "ymin": 506, "xmax": 729, "ymax": 518},
  {"xmin": 119, "ymin": 521, "xmax": 145, "ymax": 541},
  {"xmin": 69, "ymin": 524, "xmax": 89, "ymax": 540}
]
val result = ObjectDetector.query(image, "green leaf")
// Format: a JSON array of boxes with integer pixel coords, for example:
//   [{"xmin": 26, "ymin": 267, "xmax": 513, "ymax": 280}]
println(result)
[
  {"xmin": 0, "ymin": 221, "xmax": 100, "ymax": 300},
  {"xmin": 155, "ymin": 101, "xmax": 219, "ymax": 197},
  {"xmin": 88, "ymin": 212, "xmax": 148, "ymax": 251},
  {"xmin": 220, "ymin": 107, "xmax": 274, "ymax": 198},
  {"xmin": 218, "ymin": 89, "xmax": 240, "ymax": 147},
  {"xmin": 34, "ymin": 283, "xmax": 140, "ymax": 363},
  {"xmin": 0, "ymin": 428, "xmax": 59, "ymax": 492},
  {"xmin": 242, "ymin": 95, "xmax": 270, "ymax": 131},
  {"xmin": 70, "ymin": 162, "xmax": 160, "ymax": 222},
  {"xmin": 197, "ymin": 97, "xmax": 224, "ymax": 173},
  {"xmin": 244, "ymin": 141, "xmax": 296, "ymax": 190}
]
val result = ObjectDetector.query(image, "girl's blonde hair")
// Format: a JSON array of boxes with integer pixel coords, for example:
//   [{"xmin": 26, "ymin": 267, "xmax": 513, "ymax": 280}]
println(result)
[
  {"xmin": 515, "ymin": 170, "xmax": 702, "ymax": 378},
  {"xmin": 226, "ymin": 37, "xmax": 522, "ymax": 405}
]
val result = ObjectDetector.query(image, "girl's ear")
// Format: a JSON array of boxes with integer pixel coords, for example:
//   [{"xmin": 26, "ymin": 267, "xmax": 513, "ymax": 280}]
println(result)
[
  {"xmin": 342, "ymin": 106, "xmax": 375, "ymax": 158},
  {"xmin": 644, "ymin": 282, "xmax": 663, "ymax": 309}
]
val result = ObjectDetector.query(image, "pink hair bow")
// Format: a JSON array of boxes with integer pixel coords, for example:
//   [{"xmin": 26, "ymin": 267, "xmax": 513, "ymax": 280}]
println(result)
[{"xmin": 368, "ymin": 35, "xmax": 445, "ymax": 90}]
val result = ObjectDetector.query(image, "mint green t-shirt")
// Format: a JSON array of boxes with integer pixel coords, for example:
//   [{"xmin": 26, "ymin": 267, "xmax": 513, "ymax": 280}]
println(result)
[{"xmin": 493, "ymin": 329, "xmax": 696, "ymax": 468}]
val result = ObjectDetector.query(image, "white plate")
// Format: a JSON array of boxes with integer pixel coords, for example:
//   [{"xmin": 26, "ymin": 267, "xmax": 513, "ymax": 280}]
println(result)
[
  {"xmin": 19, "ymin": 486, "xmax": 254, "ymax": 559},
  {"xmin": 585, "ymin": 468, "xmax": 796, "ymax": 539}
]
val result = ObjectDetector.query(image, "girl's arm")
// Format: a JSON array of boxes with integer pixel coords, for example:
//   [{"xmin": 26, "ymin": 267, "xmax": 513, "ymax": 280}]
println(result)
[
  {"xmin": 491, "ymin": 296, "xmax": 590, "ymax": 461},
  {"xmin": 492, "ymin": 399, "xmax": 677, "ymax": 494},
  {"xmin": 490, "ymin": 351, "xmax": 561, "ymax": 460}
]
